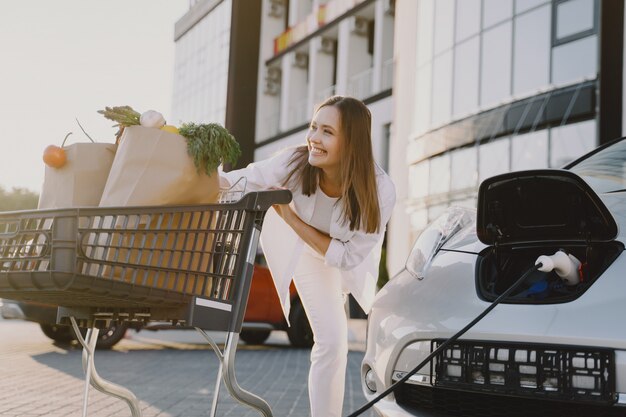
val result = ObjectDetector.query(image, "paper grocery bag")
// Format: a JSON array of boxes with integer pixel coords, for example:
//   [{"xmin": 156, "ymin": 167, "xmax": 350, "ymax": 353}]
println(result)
[
  {"xmin": 38, "ymin": 143, "xmax": 116, "ymax": 208},
  {"xmin": 99, "ymin": 125, "xmax": 219, "ymax": 207},
  {"xmin": 97, "ymin": 126, "xmax": 219, "ymax": 294}
]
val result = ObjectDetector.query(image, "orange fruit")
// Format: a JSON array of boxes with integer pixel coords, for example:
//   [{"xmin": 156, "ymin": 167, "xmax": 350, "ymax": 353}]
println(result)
[{"xmin": 43, "ymin": 145, "xmax": 67, "ymax": 168}]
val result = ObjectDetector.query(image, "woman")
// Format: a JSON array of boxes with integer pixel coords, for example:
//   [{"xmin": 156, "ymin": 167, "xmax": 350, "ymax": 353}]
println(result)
[{"xmin": 220, "ymin": 96, "xmax": 395, "ymax": 417}]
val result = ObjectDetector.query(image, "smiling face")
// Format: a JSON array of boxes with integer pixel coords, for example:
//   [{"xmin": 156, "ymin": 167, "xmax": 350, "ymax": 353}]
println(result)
[{"xmin": 306, "ymin": 105, "xmax": 343, "ymax": 175}]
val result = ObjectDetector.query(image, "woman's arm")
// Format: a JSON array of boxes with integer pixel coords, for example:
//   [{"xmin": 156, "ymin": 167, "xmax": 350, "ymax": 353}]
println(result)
[
  {"xmin": 273, "ymin": 203, "xmax": 332, "ymax": 256},
  {"xmin": 219, "ymin": 147, "xmax": 296, "ymax": 191}
]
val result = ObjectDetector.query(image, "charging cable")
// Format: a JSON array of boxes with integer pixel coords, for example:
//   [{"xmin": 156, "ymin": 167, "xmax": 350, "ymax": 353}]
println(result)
[{"xmin": 346, "ymin": 262, "xmax": 543, "ymax": 417}]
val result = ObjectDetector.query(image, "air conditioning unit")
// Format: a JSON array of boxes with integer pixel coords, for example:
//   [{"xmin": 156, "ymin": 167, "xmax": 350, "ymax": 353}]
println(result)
[
  {"xmin": 291, "ymin": 51, "xmax": 309, "ymax": 69},
  {"xmin": 263, "ymin": 66, "xmax": 281, "ymax": 96},
  {"xmin": 318, "ymin": 37, "xmax": 336, "ymax": 55},
  {"xmin": 268, "ymin": 0, "xmax": 285, "ymax": 18},
  {"xmin": 349, "ymin": 16, "xmax": 369, "ymax": 37}
]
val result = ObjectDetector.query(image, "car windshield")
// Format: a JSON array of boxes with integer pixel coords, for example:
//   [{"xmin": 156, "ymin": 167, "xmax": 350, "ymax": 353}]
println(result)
[{"xmin": 568, "ymin": 137, "xmax": 626, "ymax": 194}]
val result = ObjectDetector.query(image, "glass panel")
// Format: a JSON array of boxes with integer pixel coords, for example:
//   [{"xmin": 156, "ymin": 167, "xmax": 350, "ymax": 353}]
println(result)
[
  {"xmin": 550, "ymin": 119, "xmax": 597, "ymax": 167},
  {"xmin": 513, "ymin": 4, "xmax": 550, "ymax": 96},
  {"xmin": 417, "ymin": 0, "xmax": 435, "ymax": 67},
  {"xmin": 515, "ymin": 0, "xmax": 549, "ymax": 14},
  {"xmin": 556, "ymin": 0, "xmax": 594, "ymax": 40},
  {"xmin": 409, "ymin": 160, "xmax": 430, "ymax": 199},
  {"xmin": 429, "ymin": 153, "xmax": 451, "ymax": 195},
  {"xmin": 483, "ymin": 0, "xmax": 513, "ymax": 28},
  {"xmin": 431, "ymin": 50, "xmax": 453, "ymax": 127},
  {"xmin": 479, "ymin": 138, "xmax": 510, "ymax": 182},
  {"xmin": 451, "ymin": 147, "xmax": 478, "ymax": 190},
  {"xmin": 551, "ymin": 35, "xmax": 597, "ymax": 85},
  {"xmin": 434, "ymin": 0, "xmax": 455, "ymax": 54},
  {"xmin": 414, "ymin": 64, "xmax": 433, "ymax": 135},
  {"xmin": 480, "ymin": 22, "xmax": 512, "ymax": 109},
  {"xmin": 456, "ymin": 0, "xmax": 481, "ymax": 42},
  {"xmin": 453, "ymin": 36, "xmax": 480, "ymax": 118},
  {"xmin": 511, "ymin": 130, "xmax": 549, "ymax": 170}
]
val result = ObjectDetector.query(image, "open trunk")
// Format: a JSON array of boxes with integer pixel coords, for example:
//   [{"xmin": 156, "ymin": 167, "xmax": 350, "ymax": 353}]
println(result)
[{"xmin": 475, "ymin": 169, "xmax": 623, "ymax": 304}]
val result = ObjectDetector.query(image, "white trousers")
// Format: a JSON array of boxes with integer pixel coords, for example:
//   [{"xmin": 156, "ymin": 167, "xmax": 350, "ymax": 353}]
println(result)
[{"xmin": 292, "ymin": 249, "xmax": 348, "ymax": 417}]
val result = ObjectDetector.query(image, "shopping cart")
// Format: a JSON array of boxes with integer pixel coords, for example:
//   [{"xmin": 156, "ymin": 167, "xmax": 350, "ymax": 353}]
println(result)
[{"xmin": 0, "ymin": 189, "xmax": 290, "ymax": 417}]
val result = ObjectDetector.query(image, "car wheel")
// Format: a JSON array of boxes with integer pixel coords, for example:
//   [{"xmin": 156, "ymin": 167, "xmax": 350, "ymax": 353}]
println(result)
[
  {"xmin": 287, "ymin": 298, "xmax": 314, "ymax": 348},
  {"xmin": 39, "ymin": 323, "xmax": 75, "ymax": 343},
  {"xmin": 239, "ymin": 330, "xmax": 271, "ymax": 345}
]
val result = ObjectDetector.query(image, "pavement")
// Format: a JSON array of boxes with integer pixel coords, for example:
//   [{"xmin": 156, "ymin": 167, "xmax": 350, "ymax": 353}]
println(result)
[{"xmin": 0, "ymin": 314, "xmax": 376, "ymax": 417}]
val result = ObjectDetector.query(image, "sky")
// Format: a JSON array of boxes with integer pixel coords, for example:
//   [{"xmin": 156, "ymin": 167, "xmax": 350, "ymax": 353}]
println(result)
[{"xmin": 0, "ymin": 0, "xmax": 190, "ymax": 193}]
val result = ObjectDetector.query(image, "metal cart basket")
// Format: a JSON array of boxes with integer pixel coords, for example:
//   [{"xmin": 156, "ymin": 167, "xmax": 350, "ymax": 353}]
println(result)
[{"xmin": 0, "ymin": 189, "xmax": 291, "ymax": 417}]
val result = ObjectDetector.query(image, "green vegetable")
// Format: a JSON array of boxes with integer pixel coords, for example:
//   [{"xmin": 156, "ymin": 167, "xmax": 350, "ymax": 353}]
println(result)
[
  {"xmin": 178, "ymin": 122, "xmax": 241, "ymax": 176},
  {"xmin": 97, "ymin": 105, "xmax": 141, "ymax": 141},
  {"xmin": 97, "ymin": 105, "xmax": 141, "ymax": 127}
]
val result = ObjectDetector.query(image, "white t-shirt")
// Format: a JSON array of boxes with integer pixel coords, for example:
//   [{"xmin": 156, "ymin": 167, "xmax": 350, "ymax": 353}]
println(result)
[{"xmin": 308, "ymin": 189, "xmax": 339, "ymax": 235}]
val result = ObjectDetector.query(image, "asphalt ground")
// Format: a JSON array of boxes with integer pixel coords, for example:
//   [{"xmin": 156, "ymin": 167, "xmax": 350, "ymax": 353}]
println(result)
[{"xmin": 0, "ymin": 315, "xmax": 376, "ymax": 417}]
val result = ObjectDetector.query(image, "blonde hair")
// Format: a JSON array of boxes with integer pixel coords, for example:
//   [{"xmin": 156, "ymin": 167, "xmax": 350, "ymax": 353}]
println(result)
[{"xmin": 283, "ymin": 96, "xmax": 381, "ymax": 233}]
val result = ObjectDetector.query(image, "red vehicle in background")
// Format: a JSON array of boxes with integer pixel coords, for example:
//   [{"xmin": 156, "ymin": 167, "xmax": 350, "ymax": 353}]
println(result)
[{"xmin": 1, "ymin": 260, "xmax": 313, "ymax": 349}]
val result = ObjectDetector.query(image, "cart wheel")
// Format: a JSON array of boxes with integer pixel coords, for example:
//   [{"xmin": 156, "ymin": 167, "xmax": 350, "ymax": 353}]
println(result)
[
  {"xmin": 287, "ymin": 298, "xmax": 314, "ymax": 348},
  {"xmin": 68, "ymin": 321, "xmax": 129, "ymax": 350},
  {"xmin": 40, "ymin": 323, "xmax": 75, "ymax": 343},
  {"xmin": 240, "ymin": 330, "xmax": 271, "ymax": 345},
  {"xmin": 93, "ymin": 321, "xmax": 129, "ymax": 350}
]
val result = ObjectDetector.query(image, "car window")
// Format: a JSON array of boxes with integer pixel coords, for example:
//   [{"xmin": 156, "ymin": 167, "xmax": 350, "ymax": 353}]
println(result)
[{"xmin": 568, "ymin": 137, "xmax": 626, "ymax": 194}]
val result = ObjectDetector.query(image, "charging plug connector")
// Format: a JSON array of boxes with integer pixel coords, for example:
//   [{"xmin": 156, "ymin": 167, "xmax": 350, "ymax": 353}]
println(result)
[{"xmin": 535, "ymin": 250, "xmax": 582, "ymax": 286}]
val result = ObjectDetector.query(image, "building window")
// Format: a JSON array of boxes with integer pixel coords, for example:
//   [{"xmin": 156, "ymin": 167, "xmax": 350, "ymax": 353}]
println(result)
[
  {"xmin": 479, "ymin": 138, "xmax": 510, "ymax": 183},
  {"xmin": 431, "ymin": 50, "xmax": 453, "ymax": 127},
  {"xmin": 513, "ymin": 4, "xmax": 551, "ymax": 97},
  {"xmin": 450, "ymin": 146, "xmax": 477, "ymax": 191},
  {"xmin": 414, "ymin": 64, "xmax": 433, "ymax": 135},
  {"xmin": 455, "ymin": 0, "xmax": 481, "ymax": 42},
  {"xmin": 428, "ymin": 153, "xmax": 451, "ymax": 195},
  {"xmin": 409, "ymin": 160, "xmax": 429, "ymax": 199},
  {"xmin": 549, "ymin": 119, "xmax": 596, "ymax": 167},
  {"xmin": 553, "ymin": 0, "xmax": 597, "ymax": 44},
  {"xmin": 433, "ymin": 0, "xmax": 455, "ymax": 55},
  {"xmin": 511, "ymin": 130, "xmax": 549, "ymax": 170},
  {"xmin": 480, "ymin": 21, "xmax": 512, "ymax": 109},
  {"xmin": 552, "ymin": 35, "xmax": 598, "ymax": 85},
  {"xmin": 482, "ymin": 0, "xmax": 513, "ymax": 29},
  {"xmin": 453, "ymin": 36, "xmax": 480, "ymax": 118},
  {"xmin": 416, "ymin": 0, "xmax": 435, "ymax": 68}
]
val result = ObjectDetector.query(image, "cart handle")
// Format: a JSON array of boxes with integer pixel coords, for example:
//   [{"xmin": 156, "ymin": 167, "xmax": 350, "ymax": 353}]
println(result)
[
  {"xmin": 0, "ymin": 220, "xmax": 20, "ymax": 239},
  {"xmin": 240, "ymin": 190, "xmax": 292, "ymax": 211}
]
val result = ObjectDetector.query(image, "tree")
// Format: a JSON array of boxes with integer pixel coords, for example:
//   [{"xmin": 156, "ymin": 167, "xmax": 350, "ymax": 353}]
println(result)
[{"xmin": 0, "ymin": 187, "xmax": 39, "ymax": 211}]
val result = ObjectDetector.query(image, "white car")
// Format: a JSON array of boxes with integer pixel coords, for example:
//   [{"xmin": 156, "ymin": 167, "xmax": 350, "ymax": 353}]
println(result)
[{"xmin": 361, "ymin": 138, "xmax": 626, "ymax": 417}]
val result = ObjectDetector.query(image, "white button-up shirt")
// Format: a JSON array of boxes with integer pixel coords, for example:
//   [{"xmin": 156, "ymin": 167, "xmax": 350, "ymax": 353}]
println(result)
[{"xmin": 220, "ymin": 147, "xmax": 396, "ymax": 320}]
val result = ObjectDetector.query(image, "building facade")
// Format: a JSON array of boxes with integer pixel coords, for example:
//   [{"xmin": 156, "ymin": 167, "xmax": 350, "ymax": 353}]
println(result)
[
  {"xmin": 254, "ymin": 0, "xmax": 395, "ymax": 171},
  {"xmin": 172, "ymin": 0, "xmax": 262, "ymax": 167},
  {"xmin": 388, "ymin": 0, "xmax": 624, "ymax": 273},
  {"xmin": 171, "ymin": 0, "xmax": 624, "ymax": 280}
]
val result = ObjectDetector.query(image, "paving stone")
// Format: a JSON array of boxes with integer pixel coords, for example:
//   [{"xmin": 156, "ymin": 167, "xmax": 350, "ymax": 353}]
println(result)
[{"xmin": 0, "ymin": 318, "xmax": 376, "ymax": 416}]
